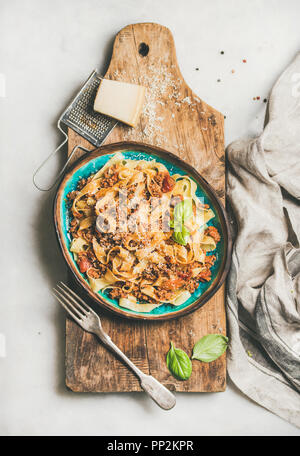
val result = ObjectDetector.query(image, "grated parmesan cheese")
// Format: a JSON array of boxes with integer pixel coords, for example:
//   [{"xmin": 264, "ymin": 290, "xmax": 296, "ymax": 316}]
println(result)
[{"xmin": 113, "ymin": 63, "xmax": 202, "ymax": 147}]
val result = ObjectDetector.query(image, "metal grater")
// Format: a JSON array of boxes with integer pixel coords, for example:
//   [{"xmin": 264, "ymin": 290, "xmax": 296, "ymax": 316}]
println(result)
[
  {"xmin": 33, "ymin": 70, "xmax": 117, "ymax": 191},
  {"xmin": 61, "ymin": 70, "xmax": 117, "ymax": 147}
]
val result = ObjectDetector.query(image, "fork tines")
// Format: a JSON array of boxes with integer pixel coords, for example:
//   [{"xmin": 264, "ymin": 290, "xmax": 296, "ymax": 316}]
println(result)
[{"xmin": 53, "ymin": 282, "xmax": 91, "ymax": 324}]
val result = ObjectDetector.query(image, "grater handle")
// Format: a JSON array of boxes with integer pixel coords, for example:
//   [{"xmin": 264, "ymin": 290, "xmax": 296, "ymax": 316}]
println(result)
[{"xmin": 32, "ymin": 121, "xmax": 90, "ymax": 191}]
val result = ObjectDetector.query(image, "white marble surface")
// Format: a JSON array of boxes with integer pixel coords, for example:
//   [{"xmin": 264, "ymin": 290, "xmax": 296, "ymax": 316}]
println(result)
[{"xmin": 1, "ymin": 0, "xmax": 300, "ymax": 436}]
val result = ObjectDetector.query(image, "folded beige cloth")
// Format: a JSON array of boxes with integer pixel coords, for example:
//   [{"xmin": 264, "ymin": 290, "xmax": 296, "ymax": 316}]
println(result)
[{"xmin": 226, "ymin": 53, "xmax": 300, "ymax": 428}]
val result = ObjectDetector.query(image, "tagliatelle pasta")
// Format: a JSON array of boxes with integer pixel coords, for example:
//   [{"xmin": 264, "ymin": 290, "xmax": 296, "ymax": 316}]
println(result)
[{"xmin": 67, "ymin": 152, "xmax": 221, "ymax": 313}]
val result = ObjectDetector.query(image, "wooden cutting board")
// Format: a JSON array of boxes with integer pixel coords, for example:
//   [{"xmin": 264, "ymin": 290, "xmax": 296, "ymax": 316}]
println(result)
[{"xmin": 65, "ymin": 23, "xmax": 226, "ymax": 392}]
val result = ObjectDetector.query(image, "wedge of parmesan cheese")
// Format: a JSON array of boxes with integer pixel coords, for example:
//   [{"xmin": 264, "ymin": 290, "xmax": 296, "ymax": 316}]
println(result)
[{"xmin": 93, "ymin": 78, "xmax": 146, "ymax": 127}]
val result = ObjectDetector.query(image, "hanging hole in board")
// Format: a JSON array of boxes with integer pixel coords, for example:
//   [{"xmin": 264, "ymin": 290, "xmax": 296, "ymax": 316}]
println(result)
[{"xmin": 138, "ymin": 42, "xmax": 149, "ymax": 57}]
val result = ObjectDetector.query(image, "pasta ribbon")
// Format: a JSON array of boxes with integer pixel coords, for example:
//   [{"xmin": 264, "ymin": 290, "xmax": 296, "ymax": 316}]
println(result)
[{"xmin": 67, "ymin": 151, "xmax": 221, "ymax": 312}]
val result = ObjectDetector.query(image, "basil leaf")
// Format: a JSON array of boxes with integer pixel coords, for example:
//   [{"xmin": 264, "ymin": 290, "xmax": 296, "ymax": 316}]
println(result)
[
  {"xmin": 173, "ymin": 220, "xmax": 182, "ymax": 232},
  {"xmin": 171, "ymin": 199, "xmax": 192, "ymax": 245},
  {"xmin": 182, "ymin": 199, "xmax": 193, "ymax": 221},
  {"xmin": 182, "ymin": 224, "xmax": 190, "ymax": 236},
  {"xmin": 174, "ymin": 201, "xmax": 184, "ymax": 220},
  {"xmin": 174, "ymin": 199, "xmax": 193, "ymax": 222},
  {"xmin": 192, "ymin": 334, "xmax": 228, "ymax": 363},
  {"xmin": 166, "ymin": 342, "xmax": 192, "ymax": 380},
  {"xmin": 172, "ymin": 225, "xmax": 190, "ymax": 245}
]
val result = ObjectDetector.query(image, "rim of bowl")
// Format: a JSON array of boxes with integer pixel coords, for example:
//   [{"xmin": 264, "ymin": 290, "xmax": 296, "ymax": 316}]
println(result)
[{"xmin": 53, "ymin": 141, "xmax": 232, "ymax": 321}]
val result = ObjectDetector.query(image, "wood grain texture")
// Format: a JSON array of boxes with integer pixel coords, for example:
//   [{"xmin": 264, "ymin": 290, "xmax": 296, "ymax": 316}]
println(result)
[{"xmin": 65, "ymin": 23, "xmax": 226, "ymax": 392}]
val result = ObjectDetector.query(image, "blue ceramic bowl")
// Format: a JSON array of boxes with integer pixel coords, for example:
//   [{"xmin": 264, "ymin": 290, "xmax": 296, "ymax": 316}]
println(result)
[{"xmin": 54, "ymin": 142, "xmax": 231, "ymax": 320}]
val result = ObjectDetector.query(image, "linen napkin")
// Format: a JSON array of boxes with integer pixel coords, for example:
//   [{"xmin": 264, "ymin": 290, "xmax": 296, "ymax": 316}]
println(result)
[{"xmin": 226, "ymin": 53, "xmax": 300, "ymax": 428}]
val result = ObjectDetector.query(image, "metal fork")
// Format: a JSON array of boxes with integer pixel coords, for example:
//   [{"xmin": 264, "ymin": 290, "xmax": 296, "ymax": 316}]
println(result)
[{"xmin": 53, "ymin": 282, "xmax": 176, "ymax": 410}]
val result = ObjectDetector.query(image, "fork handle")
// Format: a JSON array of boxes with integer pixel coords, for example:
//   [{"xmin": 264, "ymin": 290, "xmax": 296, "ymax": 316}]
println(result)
[
  {"xmin": 96, "ymin": 331, "xmax": 176, "ymax": 410},
  {"xmin": 139, "ymin": 375, "xmax": 176, "ymax": 410}
]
